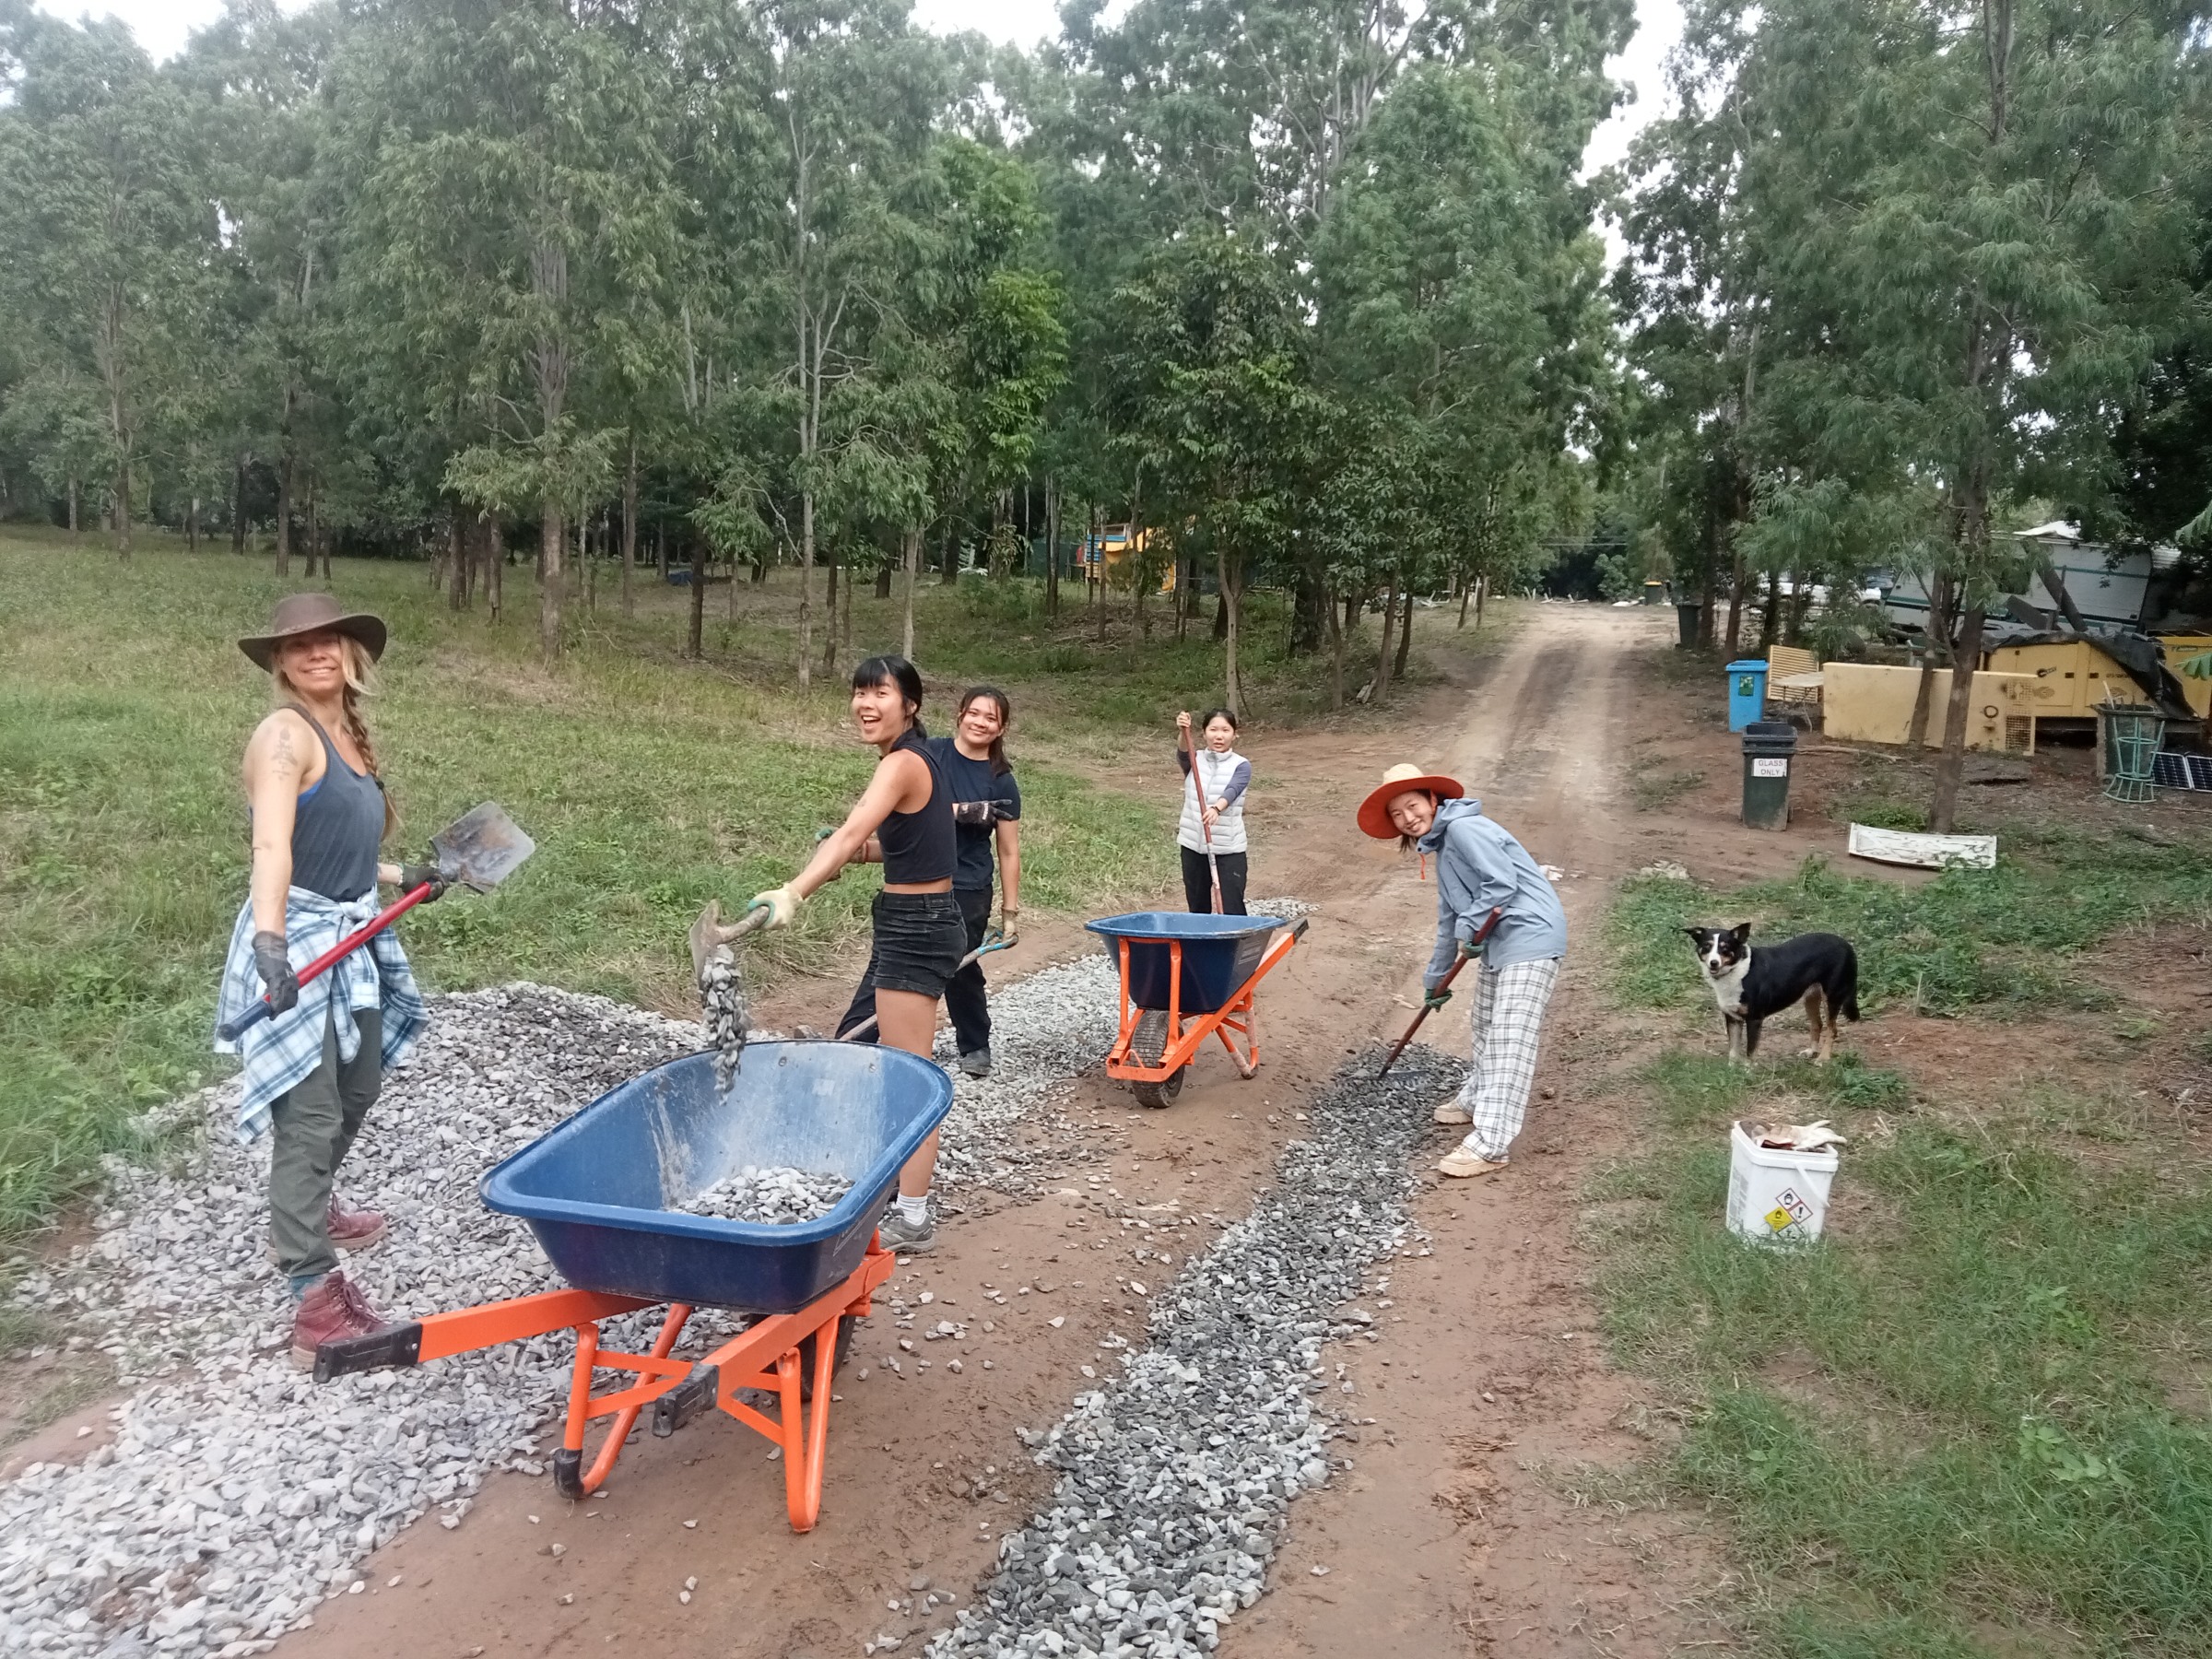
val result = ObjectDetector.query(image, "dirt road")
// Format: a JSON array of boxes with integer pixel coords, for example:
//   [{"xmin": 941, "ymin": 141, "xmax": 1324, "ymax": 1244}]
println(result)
[{"xmin": 276, "ymin": 601, "xmax": 1736, "ymax": 1659}]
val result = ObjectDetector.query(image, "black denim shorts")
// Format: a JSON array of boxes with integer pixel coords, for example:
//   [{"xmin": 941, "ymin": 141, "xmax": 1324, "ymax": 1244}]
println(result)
[{"xmin": 866, "ymin": 889, "xmax": 966, "ymax": 997}]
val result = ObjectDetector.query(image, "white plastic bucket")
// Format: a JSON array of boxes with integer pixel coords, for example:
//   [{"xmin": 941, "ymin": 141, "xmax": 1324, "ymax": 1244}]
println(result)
[{"xmin": 1726, "ymin": 1120, "xmax": 1840, "ymax": 1244}]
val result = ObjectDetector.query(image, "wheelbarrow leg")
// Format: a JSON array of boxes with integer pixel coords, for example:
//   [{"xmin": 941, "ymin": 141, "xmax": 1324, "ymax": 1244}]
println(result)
[
  {"xmin": 554, "ymin": 1303, "xmax": 694, "ymax": 1500},
  {"xmin": 774, "ymin": 1313, "xmax": 841, "ymax": 1532}
]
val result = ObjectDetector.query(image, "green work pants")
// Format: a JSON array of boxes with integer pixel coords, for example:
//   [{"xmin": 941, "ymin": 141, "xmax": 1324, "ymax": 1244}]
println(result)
[{"xmin": 268, "ymin": 1002, "xmax": 382, "ymax": 1281}]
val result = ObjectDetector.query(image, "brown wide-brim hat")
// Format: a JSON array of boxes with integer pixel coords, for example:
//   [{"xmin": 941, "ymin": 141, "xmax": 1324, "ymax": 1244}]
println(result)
[
  {"xmin": 1357, "ymin": 762, "xmax": 1465, "ymax": 841},
  {"xmin": 238, "ymin": 592, "xmax": 388, "ymax": 672}
]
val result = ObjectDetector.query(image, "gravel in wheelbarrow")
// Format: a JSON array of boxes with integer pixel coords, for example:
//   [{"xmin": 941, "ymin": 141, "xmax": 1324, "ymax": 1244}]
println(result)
[{"xmin": 480, "ymin": 1040, "xmax": 952, "ymax": 1313}]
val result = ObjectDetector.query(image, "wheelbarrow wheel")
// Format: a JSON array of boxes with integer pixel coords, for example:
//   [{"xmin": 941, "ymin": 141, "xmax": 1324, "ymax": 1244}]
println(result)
[
  {"xmin": 795, "ymin": 1315, "xmax": 855, "ymax": 1403},
  {"xmin": 1129, "ymin": 1009, "xmax": 1184, "ymax": 1109},
  {"xmin": 1132, "ymin": 1068, "xmax": 1184, "ymax": 1110}
]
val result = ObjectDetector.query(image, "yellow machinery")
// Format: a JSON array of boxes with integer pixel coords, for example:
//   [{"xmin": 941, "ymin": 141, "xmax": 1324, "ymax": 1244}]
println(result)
[
  {"xmin": 2157, "ymin": 634, "xmax": 2212, "ymax": 717},
  {"xmin": 1080, "ymin": 524, "xmax": 1175, "ymax": 594},
  {"xmin": 1983, "ymin": 639, "xmax": 2142, "ymax": 720}
]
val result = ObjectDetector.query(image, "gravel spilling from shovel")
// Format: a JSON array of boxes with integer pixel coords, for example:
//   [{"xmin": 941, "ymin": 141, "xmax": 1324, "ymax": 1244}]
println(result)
[
  {"xmin": 678, "ymin": 1167, "xmax": 853, "ymax": 1226},
  {"xmin": 699, "ymin": 942, "xmax": 751, "ymax": 1089},
  {"xmin": 927, "ymin": 1045, "xmax": 1465, "ymax": 1659}
]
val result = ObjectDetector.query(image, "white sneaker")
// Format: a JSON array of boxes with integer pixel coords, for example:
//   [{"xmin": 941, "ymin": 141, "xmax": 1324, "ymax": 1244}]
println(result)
[{"xmin": 1433, "ymin": 1101, "xmax": 1473, "ymax": 1125}]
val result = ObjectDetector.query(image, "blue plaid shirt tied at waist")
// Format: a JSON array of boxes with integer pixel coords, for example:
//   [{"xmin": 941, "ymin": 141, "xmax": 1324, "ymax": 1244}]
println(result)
[{"xmin": 213, "ymin": 886, "xmax": 429, "ymax": 1144}]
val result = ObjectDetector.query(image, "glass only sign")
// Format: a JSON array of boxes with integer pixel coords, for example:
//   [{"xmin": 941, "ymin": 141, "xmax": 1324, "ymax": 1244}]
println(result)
[{"xmin": 1751, "ymin": 757, "xmax": 1789, "ymax": 778}]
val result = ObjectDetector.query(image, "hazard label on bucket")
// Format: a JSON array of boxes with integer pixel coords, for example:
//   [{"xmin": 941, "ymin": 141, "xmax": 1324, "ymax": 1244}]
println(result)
[
  {"xmin": 1751, "ymin": 757, "xmax": 1788, "ymax": 778},
  {"xmin": 1765, "ymin": 1185, "xmax": 1817, "ymax": 1234}
]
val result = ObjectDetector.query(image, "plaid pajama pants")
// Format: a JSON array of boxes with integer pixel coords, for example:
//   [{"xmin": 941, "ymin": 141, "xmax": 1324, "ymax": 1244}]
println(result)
[{"xmin": 1450, "ymin": 956, "xmax": 1561, "ymax": 1161}]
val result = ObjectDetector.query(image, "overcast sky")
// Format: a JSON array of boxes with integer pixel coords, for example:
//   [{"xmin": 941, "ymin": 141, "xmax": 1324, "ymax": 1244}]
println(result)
[{"xmin": 38, "ymin": 0, "xmax": 1681, "ymax": 188}]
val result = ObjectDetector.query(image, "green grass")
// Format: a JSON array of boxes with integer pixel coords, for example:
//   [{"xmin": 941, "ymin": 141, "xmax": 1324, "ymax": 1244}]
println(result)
[
  {"xmin": 1609, "ymin": 821, "xmax": 2212, "ymax": 1018},
  {"xmin": 1594, "ymin": 840, "xmax": 2212, "ymax": 1655},
  {"xmin": 0, "ymin": 525, "xmax": 1485, "ymax": 1243},
  {"xmin": 1594, "ymin": 1053, "xmax": 2212, "ymax": 1657}
]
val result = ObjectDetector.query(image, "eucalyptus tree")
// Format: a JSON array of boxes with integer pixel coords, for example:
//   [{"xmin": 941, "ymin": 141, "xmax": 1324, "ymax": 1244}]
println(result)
[
  {"xmin": 343, "ymin": 0, "xmax": 679, "ymax": 658},
  {"xmin": 1718, "ymin": 0, "xmax": 2193, "ymax": 829},
  {"xmin": 0, "ymin": 8, "xmax": 213, "ymax": 557},
  {"xmin": 1110, "ymin": 230, "xmax": 1315, "ymax": 713}
]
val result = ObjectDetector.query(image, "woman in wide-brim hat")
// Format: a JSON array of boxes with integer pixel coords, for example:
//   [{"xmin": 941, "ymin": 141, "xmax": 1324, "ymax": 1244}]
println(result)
[
  {"xmin": 213, "ymin": 591, "xmax": 437, "ymax": 1365},
  {"xmin": 1358, "ymin": 763, "xmax": 1569, "ymax": 1179}
]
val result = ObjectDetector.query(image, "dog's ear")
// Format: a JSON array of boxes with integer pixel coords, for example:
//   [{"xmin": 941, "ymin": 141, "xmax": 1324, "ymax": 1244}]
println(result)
[
  {"xmin": 1729, "ymin": 922, "xmax": 1753, "ymax": 943},
  {"xmin": 1683, "ymin": 927, "xmax": 1708, "ymax": 945}
]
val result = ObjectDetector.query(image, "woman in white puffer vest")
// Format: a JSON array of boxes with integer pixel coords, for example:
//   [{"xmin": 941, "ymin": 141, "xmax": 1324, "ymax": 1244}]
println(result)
[{"xmin": 1174, "ymin": 707, "xmax": 1252, "ymax": 913}]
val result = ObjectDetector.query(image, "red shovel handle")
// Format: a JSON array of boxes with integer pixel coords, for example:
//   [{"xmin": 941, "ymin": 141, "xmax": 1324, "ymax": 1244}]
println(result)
[
  {"xmin": 1377, "ymin": 906, "xmax": 1503, "ymax": 1077},
  {"xmin": 217, "ymin": 884, "xmax": 434, "ymax": 1042}
]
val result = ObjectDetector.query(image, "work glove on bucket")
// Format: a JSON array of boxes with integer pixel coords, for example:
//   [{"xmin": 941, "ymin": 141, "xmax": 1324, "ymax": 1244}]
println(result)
[{"xmin": 252, "ymin": 930, "xmax": 300, "ymax": 1015}]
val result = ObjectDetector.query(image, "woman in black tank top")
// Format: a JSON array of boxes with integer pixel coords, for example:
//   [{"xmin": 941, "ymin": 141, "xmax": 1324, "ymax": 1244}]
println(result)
[{"xmin": 744, "ymin": 655, "xmax": 966, "ymax": 1253}]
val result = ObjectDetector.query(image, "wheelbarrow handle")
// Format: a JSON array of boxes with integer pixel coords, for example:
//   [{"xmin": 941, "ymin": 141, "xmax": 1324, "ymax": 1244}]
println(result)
[
  {"xmin": 217, "ymin": 883, "xmax": 435, "ymax": 1042},
  {"xmin": 1377, "ymin": 906, "xmax": 1502, "ymax": 1078},
  {"xmin": 837, "ymin": 935, "xmax": 1015, "ymax": 1045}
]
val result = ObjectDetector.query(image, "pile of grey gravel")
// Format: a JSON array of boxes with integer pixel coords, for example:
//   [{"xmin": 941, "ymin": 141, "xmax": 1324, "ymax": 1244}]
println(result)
[
  {"xmin": 925, "ymin": 1045, "xmax": 1463, "ymax": 1659},
  {"xmin": 678, "ymin": 1166, "xmax": 853, "ymax": 1226}
]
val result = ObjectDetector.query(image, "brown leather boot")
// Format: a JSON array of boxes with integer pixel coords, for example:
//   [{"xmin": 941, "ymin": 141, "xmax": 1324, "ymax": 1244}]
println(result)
[
  {"xmin": 326, "ymin": 1194, "xmax": 387, "ymax": 1253},
  {"xmin": 289, "ymin": 1270, "xmax": 390, "ymax": 1370}
]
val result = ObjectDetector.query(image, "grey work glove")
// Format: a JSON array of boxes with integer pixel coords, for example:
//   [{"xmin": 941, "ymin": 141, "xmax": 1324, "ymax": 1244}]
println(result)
[
  {"xmin": 398, "ymin": 862, "xmax": 447, "ymax": 901},
  {"xmin": 252, "ymin": 930, "xmax": 300, "ymax": 1015},
  {"xmin": 1421, "ymin": 987, "xmax": 1453, "ymax": 1013},
  {"xmin": 951, "ymin": 800, "xmax": 994, "ymax": 827}
]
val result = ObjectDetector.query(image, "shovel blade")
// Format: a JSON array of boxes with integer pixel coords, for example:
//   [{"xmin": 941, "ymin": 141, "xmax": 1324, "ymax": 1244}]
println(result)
[
  {"xmin": 688, "ymin": 898, "xmax": 768, "ymax": 981},
  {"xmin": 430, "ymin": 802, "xmax": 535, "ymax": 893}
]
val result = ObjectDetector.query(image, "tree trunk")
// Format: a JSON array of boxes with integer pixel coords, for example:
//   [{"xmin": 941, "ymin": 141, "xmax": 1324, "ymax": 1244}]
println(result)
[
  {"xmin": 1458, "ymin": 577, "xmax": 1471, "ymax": 629},
  {"xmin": 942, "ymin": 512, "xmax": 959, "ymax": 584},
  {"xmin": 1907, "ymin": 574, "xmax": 1953, "ymax": 749},
  {"xmin": 488, "ymin": 516, "xmax": 504, "ymax": 623},
  {"xmin": 449, "ymin": 511, "xmax": 468, "ymax": 609},
  {"xmin": 274, "ymin": 452, "xmax": 292, "ymax": 577},
  {"xmin": 186, "ymin": 494, "xmax": 199, "ymax": 553},
  {"xmin": 1220, "ymin": 550, "xmax": 1244, "ymax": 715},
  {"xmin": 1929, "ymin": 606, "xmax": 1987, "ymax": 833},
  {"xmin": 540, "ymin": 503, "xmax": 564, "ymax": 659},
  {"xmin": 688, "ymin": 537, "xmax": 707, "ymax": 658},
  {"xmin": 901, "ymin": 525, "xmax": 919, "ymax": 660},
  {"xmin": 1723, "ymin": 544, "xmax": 1747, "ymax": 656},
  {"xmin": 1758, "ymin": 569, "xmax": 1781, "ymax": 650},
  {"xmin": 584, "ymin": 517, "xmax": 595, "ymax": 612},
  {"xmin": 1698, "ymin": 553, "xmax": 1716, "ymax": 647},
  {"xmin": 822, "ymin": 545, "xmax": 840, "ymax": 677},
  {"xmin": 622, "ymin": 438, "xmax": 638, "ymax": 618},
  {"xmin": 797, "ymin": 490, "xmax": 815, "ymax": 688},
  {"xmin": 1289, "ymin": 565, "xmax": 1325, "ymax": 656},
  {"xmin": 1325, "ymin": 582, "xmax": 1346, "ymax": 709},
  {"xmin": 309, "ymin": 479, "xmax": 324, "ymax": 583},
  {"xmin": 841, "ymin": 544, "xmax": 854, "ymax": 659},
  {"xmin": 1045, "ymin": 479, "xmax": 1060, "ymax": 621},
  {"xmin": 1394, "ymin": 582, "xmax": 1415, "ymax": 680},
  {"xmin": 70, "ymin": 477, "xmax": 81, "ymax": 539},
  {"xmin": 655, "ymin": 518, "xmax": 666, "ymax": 578},
  {"xmin": 1476, "ymin": 575, "xmax": 1488, "ymax": 629},
  {"xmin": 875, "ymin": 561, "xmax": 892, "ymax": 599},
  {"xmin": 1374, "ymin": 570, "xmax": 1401, "ymax": 701}
]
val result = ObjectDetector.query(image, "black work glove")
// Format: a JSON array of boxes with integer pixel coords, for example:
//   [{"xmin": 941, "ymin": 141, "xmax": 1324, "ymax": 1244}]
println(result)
[
  {"xmin": 398, "ymin": 862, "xmax": 448, "ymax": 901},
  {"xmin": 951, "ymin": 800, "xmax": 993, "ymax": 827},
  {"xmin": 252, "ymin": 930, "xmax": 300, "ymax": 1014}
]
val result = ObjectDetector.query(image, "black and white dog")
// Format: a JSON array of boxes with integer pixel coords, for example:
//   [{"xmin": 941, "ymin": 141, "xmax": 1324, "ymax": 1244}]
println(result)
[{"xmin": 1685, "ymin": 924, "xmax": 1860, "ymax": 1064}]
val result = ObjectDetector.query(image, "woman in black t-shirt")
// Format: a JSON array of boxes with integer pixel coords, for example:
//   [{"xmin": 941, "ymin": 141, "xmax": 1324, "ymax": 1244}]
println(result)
[{"xmin": 836, "ymin": 685, "xmax": 1022, "ymax": 1077}]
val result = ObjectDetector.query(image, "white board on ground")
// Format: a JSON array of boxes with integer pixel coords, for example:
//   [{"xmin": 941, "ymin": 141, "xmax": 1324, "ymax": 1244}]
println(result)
[{"xmin": 1846, "ymin": 822, "xmax": 1997, "ymax": 870}]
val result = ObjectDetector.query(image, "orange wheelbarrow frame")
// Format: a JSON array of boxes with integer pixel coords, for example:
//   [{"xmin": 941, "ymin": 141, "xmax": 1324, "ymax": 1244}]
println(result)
[
  {"xmin": 1102, "ymin": 919, "xmax": 1307, "ymax": 1098},
  {"xmin": 311, "ymin": 1239, "xmax": 896, "ymax": 1533}
]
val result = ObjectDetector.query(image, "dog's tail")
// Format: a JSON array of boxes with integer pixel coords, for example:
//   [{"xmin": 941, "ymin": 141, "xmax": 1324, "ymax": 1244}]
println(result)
[{"xmin": 1837, "ymin": 945, "xmax": 1861, "ymax": 1023}]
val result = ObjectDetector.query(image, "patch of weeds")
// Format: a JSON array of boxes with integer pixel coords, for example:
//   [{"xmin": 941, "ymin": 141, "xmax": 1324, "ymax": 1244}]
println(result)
[
  {"xmin": 1632, "ymin": 764, "xmax": 1706, "ymax": 812},
  {"xmin": 1836, "ymin": 797, "xmax": 1931, "ymax": 832},
  {"xmin": 1599, "ymin": 1097, "xmax": 2212, "ymax": 1655},
  {"xmin": 1608, "ymin": 841, "xmax": 2212, "ymax": 1020}
]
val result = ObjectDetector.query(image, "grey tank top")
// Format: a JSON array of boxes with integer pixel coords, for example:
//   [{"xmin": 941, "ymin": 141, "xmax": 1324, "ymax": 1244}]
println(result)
[{"xmin": 283, "ymin": 707, "xmax": 384, "ymax": 900}]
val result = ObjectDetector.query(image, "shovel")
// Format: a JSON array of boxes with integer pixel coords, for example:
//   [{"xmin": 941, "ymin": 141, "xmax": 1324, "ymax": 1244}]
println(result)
[
  {"xmin": 688, "ymin": 896, "xmax": 772, "ymax": 982},
  {"xmin": 836, "ymin": 934, "xmax": 1016, "ymax": 1042},
  {"xmin": 218, "ymin": 801, "xmax": 535, "ymax": 1041},
  {"xmin": 1377, "ymin": 906, "xmax": 1502, "ymax": 1078}
]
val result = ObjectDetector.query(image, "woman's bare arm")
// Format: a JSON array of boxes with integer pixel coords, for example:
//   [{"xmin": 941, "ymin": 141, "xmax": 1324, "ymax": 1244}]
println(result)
[
  {"xmin": 994, "ymin": 818, "xmax": 1021, "ymax": 915},
  {"xmin": 785, "ymin": 751, "xmax": 932, "ymax": 901},
  {"xmin": 242, "ymin": 712, "xmax": 316, "ymax": 935}
]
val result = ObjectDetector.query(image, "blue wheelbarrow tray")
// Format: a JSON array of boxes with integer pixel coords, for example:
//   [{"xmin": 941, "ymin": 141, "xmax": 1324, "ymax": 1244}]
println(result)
[
  {"xmin": 1084, "ymin": 912, "xmax": 1288, "ymax": 1015},
  {"xmin": 480, "ymin": 1041, "xmax": 951, "ymax": 1314}
]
